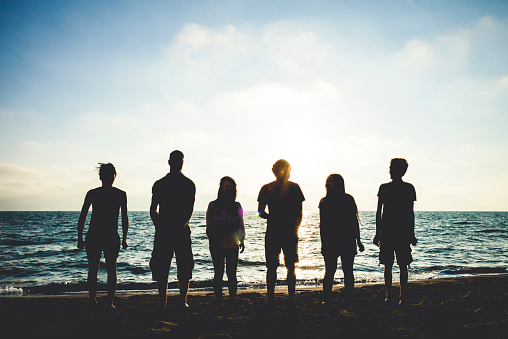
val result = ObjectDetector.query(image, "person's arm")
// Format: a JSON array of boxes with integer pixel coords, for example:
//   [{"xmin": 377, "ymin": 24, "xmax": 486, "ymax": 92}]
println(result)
[
  {"xmin": 410, "ymin": 201, "xmax": 417, "ymax": 246},
  {"xmin": 352, "ymin": 198, "xmax": 364, "ymax": 252},
  {"xmin": 237, "ymin": 203, "xmax": 245, "ymax": 253},
  {"xmin": 295, "ymin": 202, "xmax": 303, "ymax": 228},
  {"xmin": 318, "ymin": 203, "xmax": 325, "ymax": 243},
  {"xmin": 121, "ymin": 192, "xmax": 129, "ymax": 250},
  {"xmin": 257, "ymin": 202, "xmax": 269, "ymax": 219},
  {"xmin": 206, "ymin": 201, "xmax": 214, "ymax": 240},
  {"xmin": 373, "ymin": 197, "xmax": 383, "ymax": 246},
  {"xmin": 77, "ymin": 192, "xmax": 92, "ymax": 249},
  {"xmin": 150, "ymin": 194, "xmax": 160, "ymax": 231},
  {"xmin": 180, "ymin": 182, "xmax": 196, "ymax": 226}
]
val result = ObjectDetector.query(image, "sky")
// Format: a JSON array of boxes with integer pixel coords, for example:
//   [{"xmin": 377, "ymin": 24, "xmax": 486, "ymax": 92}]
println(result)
[{"xmin": 1, "ymin": 0, "xmax": 507, "ymax": 212}]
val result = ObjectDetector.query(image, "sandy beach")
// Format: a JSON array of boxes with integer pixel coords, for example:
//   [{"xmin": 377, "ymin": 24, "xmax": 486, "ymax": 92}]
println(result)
[{"xmin": 1, "ymin": 274, "xmax": 506, "ymax": 338}]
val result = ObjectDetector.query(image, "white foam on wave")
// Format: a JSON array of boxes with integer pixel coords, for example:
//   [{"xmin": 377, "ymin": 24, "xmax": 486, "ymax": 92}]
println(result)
[{"xmin": 0, "ymin": 285, "xmax": 24, "ymax": 295}]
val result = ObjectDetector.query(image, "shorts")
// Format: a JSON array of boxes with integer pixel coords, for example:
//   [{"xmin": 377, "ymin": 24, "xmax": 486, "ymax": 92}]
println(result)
[
  {"xmin": 85, "ymin": 232, "xmax": 120, "ymax": 262},
  {"xmin": 379, "ymin": 241, "xmax": 413, "ymax": 266},
  {"xmin": 321, "ymin": 239, "xmax": 357, "ymax": 258},
  {"xmin": 149, "ymin": 227, "xmax": 194, "ymax": 282},
  {"xmin": 265, "ymin": 233, "xmax": 299, "ymax": 268}
]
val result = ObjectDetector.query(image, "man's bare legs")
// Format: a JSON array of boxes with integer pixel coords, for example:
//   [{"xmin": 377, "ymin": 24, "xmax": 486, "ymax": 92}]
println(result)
[
  {"xmin": 286, "ymin": 263, "xmax": 296, "ymax": 302},
  {"xmin": 384, "ymin": 264, "xmax": 393, "ymax": 301},
  {"xmin": 179, "ymin": 279, "xmax": 190, "ymax": 307},
  {"xmin": 384, "ymin": 264, "xmax": 409, "ymax": 303},
  {"xmin": 156, "ymin": 280, "xmax": 168, "ymax": 308},
  {"xmin": 399, "ymin": 265, "xmax": 409, "ymax": 304},
  {"xmin": 267, "ymin": 264, "xmax": 296, "ymax": 303},
  {"xmin": 266, "ymin": 267, "xmax": 276, "ymax": 302}
]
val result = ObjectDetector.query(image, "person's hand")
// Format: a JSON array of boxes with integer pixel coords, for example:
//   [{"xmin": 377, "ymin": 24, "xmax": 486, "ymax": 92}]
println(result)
[
  {"xmin": 258, "ymin": 211, "xmax": 269, "ymax": 219},
  {"xmin": 358, "ymin": 241, "xmax": 365, "ymax": 252},
  {"xmin": 239, "ymin": 242, "xmax": 245, "ymax": 253},
  {"xmin": 77, "ymin": 238, "xmax": 85, "ymax": 249},
  {"xmin": 411, "ymin": 236, "xmax": 417, "ymax": 246},
  {"xmin": 122, "ymin": 239, "xmax": 128, "ymax": 250},
  {"xmin": 373, "ymin": 234, "xmax": 380, "ymax": 247}
]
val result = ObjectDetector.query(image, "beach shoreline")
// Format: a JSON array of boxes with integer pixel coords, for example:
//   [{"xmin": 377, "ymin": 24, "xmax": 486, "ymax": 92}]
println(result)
[{"xmin": 1, "ymin": 274, "xmax": 506, "ymax": 338}]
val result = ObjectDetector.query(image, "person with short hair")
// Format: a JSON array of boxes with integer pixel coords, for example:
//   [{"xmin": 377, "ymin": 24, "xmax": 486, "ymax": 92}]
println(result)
[
  {"xmin": 319, "ymin": 174, "xmax": 364, "ymax": 303},
  {"xmin": 206, "ymin": 176, "xmax": 245, "ymax": 306},
  {"xmin": 258, "ymin": 159, "xmax": 305, "ymax": 303},
  {"xmin": 373, "ymin": 158, "xmax": 417, "ymax": 305},
  {"xmin": 149, "ymin": 150, "xmax": 196, "ymax": 310},
  {"xmin": 77, "ymin": 162, "xmax": 128, "ymax": 308}
]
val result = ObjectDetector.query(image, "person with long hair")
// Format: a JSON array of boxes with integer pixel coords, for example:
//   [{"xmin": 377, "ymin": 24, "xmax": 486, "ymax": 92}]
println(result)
[
  {"xmin": 319, "ymin": 174, "xmax": 364, "ymax": 303},
  {"xmin": 206, "ymin": 176, "xmax": 245, "ymax": 306},
  {"xmin": 77, "ymin": 163, "xmax": 128, "ymax": 308}
]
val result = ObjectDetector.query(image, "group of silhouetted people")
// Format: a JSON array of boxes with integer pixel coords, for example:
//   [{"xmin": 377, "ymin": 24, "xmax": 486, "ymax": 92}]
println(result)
[{"xmin": 78, "ymin": 150, "xmax": 416, "ymax": 309}]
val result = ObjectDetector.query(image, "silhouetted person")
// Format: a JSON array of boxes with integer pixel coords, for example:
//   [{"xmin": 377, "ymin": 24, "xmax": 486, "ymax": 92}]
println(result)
[
  {"xmin": 373, "ymin": 158, "xmax": 417, "ymax": 305},
  {"xmin": 258, "ymin": 159, "xmax": 305, "ymax": 303},
  {"xmin": 206, "ymin": 176, "xmax": 245, "ymax": 306},
  {"xmin": 319, "ymin": 174, "xmax": 364, "ymax": 303},
  {"xmin": 149, "ymin": 150, "xmax": 196, "ymax": 310},
  {"xmin": 77, "ymin": 163, "xmax": 128, "ymax": 308}
]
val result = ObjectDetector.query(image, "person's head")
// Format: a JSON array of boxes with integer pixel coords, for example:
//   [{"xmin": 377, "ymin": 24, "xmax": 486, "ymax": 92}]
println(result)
[
  {"xmin": 97, "ymin": 162, "xmax": 116, "ymax": 186},
  {"xmin": 217, "ymin": 176, "xmax": 237, "ymax": 202},
  {"xmin": 390, "ymin": 158, "xmax": 408, "ymax": 180},
  {"xmin": 168, "ymin": 150, "xmax": 184, "ymax": 173},
  {"xmin": 272, "ymin": 159, "xmax": 291, "ymax": 182},
  {"xmin": 325, "ymin": 173, "xmax": 345, "ymax": 196}
]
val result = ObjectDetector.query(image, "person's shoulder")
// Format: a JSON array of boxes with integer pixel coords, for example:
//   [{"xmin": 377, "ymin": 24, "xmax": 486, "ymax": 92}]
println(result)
[
  {"xmin": 153, "ymin": 174, "xmax": 168, "ymax": 185},
  {"xmin": 87, "ymin": 187, "xmax": 102, "ymax": 196},
  {"xmin": 88, "ymin": 187, "xmax": 101, "ymax": 193},
  {"xmin": 112, "ymin": 187, "xmax": 127, "ymax": 196},
  {"xmin": 180, "ymin": 173, "xmax": 195, "ymax": 186},
  {"xmin": 403, "ymin": 181, "xmax": 415, "ymax": 189},
  {"xmin": 152, "ymin": 174, "xmax": 168, "ymax": 194},
  {"xmin": 318, "ymin": 197, "xmax": 326, "ymax": 208},
  {"xmin": 345, "ymin": 193, "xmax": 355, "ymax": 201},
  {"xmin": 260, "ymin": 181, "xmax": 276, "ymax": 191},
  {"xmin": 288, "ymin": 181, "xmax": 304, "ymax": 192}
]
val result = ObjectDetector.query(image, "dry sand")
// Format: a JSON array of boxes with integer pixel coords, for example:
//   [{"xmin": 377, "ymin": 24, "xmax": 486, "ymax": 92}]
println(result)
[{"xmin": 1, "ymin": 274, "xmax": 506, "ymax": 338}]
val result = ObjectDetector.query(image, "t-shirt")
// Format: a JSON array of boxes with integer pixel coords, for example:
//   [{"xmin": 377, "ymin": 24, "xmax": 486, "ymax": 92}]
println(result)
[
  {"xmin": 206, "ymin": 200, "xmax": 245, "ymax": 248},
  {"xmin": 377, "ymin": 181, "xmax": 416, "ymax": 240},
  {"xmin": 87, "ymin": 186, "xmax": 126, "ymax": 237},
  {"xmin": 152, "ymin": 172, "xmax": 196, "ymax": 231},
  {"xmin": 257, "ymin": 180, "xmax": 305, "ymax": 236},
  {"xmin": 319, "ymin": 194, "xmax": 359, "ymax": 246}
]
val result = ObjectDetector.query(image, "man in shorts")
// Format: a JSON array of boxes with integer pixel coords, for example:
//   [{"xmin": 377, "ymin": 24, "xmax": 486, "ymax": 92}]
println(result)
[
  {"xmin": 77, "ymin": 162, "xmax": 128, "ymax": 308},
  {"xmin": 373, "ymin": 158, "xmax": 417, "ymax": 305},
  {"xmin": 258, "ymin": 159, "xmax": 305, "ymax": 303},
  {"xmin": 150, "ymin": 150, "xmax": 196, "ymax": 309}
]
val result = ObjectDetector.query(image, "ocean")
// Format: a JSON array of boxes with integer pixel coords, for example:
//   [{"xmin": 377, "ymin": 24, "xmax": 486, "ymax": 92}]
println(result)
[{"xmin": 0, "ymin": 211, "xmax": 507, "ymax": 295}]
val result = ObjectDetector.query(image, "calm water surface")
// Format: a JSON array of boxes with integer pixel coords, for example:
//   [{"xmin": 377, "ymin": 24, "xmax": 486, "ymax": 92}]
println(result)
[{"xmin": 0, "ymin": 211, "xmax": 506, "ymax": 295}]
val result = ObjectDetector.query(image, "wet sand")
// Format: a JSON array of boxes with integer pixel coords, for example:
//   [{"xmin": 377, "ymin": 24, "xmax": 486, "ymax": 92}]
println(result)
[{"xmin": 1, "ymin": 274, "xmax": 506, "ymax": 338}]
